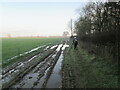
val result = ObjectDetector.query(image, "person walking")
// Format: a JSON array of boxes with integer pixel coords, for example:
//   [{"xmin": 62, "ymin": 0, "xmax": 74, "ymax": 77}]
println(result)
[{"xmin": 73, "ymin": 37, "xmax": 78, "ymax": 49}]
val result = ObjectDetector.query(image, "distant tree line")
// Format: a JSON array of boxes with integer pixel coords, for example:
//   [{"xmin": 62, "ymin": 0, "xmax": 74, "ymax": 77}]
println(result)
[{"xmin": 74, "ymin": 1, "xmax": 120, "ymax": 61}]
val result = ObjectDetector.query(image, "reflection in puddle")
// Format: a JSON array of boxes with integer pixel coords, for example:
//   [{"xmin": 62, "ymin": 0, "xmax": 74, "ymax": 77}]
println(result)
[
  {"xmin": 46, "ymin": 51, "xmax": 64, "ymax": 88},
  {"xmin": 45, "ymin": 44, "xmax": 69, "ymax": 88},
  {"xmin": 2, "ymin": 43, "xmax": 69, "ymax": 89},
  {"xmin": 62, "ymin": 44, "xmax": 69, "ymax": 50},
  {"xmin": 56, "ymin": 44, "xmax": 63, "ymax": 51},
  {"xmin": 50, "ymin": 45, "xmax": 58, "ymax": 49},
  {"xmin": 44, "ymin": 46, "xmax": 50, "ymax": 51}
]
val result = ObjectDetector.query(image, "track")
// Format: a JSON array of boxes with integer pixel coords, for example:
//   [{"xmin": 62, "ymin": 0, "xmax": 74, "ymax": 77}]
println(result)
[{"xmin": 1, "ymin": 42, "xmax": 69, "ymax": 89}]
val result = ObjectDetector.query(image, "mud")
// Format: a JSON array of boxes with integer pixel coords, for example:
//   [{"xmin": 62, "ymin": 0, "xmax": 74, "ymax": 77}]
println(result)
[
  {"xmin": 45, "ymin": 51, "xmax": 63, "ymax": 88},
  {"xmin": 45, "ymin": 45, "xmax": 69, "ymax": 88},
  {"xmin": 2, "ymin": 44, "xmax": 54, "ymax": 75},
  {"xmin": 4, "ymin": 45, "xmax": 47, "ymax": 64},
  {"xmin": 1, "ymin": 42, "xmax": 69, "ymax": 89}
]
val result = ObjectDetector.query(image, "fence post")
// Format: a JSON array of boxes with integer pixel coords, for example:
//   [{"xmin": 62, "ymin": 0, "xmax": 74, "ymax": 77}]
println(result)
[{"xmin": 18, "ymin": 48, "xmax": 20, "ymax": 56}]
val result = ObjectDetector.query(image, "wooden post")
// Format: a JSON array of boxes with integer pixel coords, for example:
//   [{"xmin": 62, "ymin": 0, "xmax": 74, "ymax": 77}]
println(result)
[
  {"xmin": 71, "ymin": 19, "xmax": 73, "ymax": 36},
  {"xmin": 18, "ymin": 48, "xmax": 20, "ymax": 56}
]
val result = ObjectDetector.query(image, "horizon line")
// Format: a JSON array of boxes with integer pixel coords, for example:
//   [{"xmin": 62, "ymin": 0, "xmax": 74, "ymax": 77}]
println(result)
[{"xmin": 1, "ymin": 35, "xmax": 70, "ymax": 38}]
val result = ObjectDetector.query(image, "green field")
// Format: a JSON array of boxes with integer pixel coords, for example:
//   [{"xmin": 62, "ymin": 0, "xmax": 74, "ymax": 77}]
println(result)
[{"xmin": 2, "ymin": 37, "xmax": 64, "ymax": 66}]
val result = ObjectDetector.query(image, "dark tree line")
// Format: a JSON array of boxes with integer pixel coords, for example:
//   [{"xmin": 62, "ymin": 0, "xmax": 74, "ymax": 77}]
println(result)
[{"xmin": 74, "ymin": 1, "xmax": 120, "ymax": 61}]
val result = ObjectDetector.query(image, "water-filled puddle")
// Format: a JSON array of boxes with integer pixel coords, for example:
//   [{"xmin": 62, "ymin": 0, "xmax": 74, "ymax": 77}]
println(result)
[
  {"xmin": 50, "ymin": 45, "xmax": 58, "ymax": 49},
  {"xmin": 45, "ymin": 44, "xmax": 69, "ymax": 88},
  {"xmin": 34, "ymin": 67, "xmax": 51, "ymax": 88},
  {"xmin": 4, "ymin": 45, "xmax": 47, "ymax": 63},
  {"xmin": 12, "ymin": 73, "xmax": 39, "ymax": 88},
  {"xmin": 46, "ymin": 51, "xmax": 64, "ymax": 88},
  {"xmin": 2, "ymin": 44, "xmax": 69, "ymax": 88}
]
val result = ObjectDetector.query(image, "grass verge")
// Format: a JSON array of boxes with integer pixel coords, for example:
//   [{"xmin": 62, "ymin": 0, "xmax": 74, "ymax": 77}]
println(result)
[{"xmin": 62, "ymin": 45, "xmax": 118, "ymax": 88}]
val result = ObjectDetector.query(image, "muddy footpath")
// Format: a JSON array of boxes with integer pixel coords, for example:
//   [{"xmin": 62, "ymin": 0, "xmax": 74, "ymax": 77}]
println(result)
[{"xmin": 1, "ymin": 41, "xmax": 69, "ymax": 89}]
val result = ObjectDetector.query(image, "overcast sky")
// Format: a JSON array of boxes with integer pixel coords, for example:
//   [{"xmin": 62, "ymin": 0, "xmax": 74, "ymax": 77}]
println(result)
[{"xmin": 0, "ymin": 0, "xmax": 94, "ymax": 37}]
